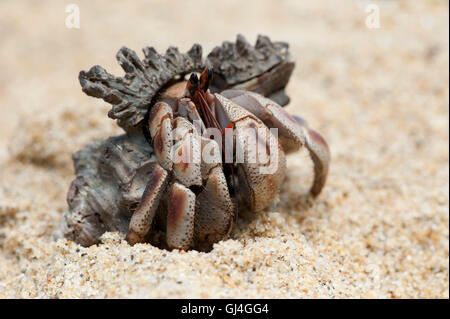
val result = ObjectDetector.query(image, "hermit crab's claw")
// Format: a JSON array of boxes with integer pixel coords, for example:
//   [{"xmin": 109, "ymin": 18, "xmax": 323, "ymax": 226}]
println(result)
[
  {"xmin": 221, "ymin": 89, "xmax": 330, "ymax": 197},
  {"xmin": 213, "ymin": 94, "xmax": 287, "ymax": 212},
  {"xmin": 148, "ymin": 102, "xmax": 174, "ymax": 171}
]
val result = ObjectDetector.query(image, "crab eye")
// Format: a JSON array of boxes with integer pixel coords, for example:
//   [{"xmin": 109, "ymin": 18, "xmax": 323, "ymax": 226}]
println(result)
[
  {"xmin": 188, "ymin": 73, "xmax": 199, "ymax": 96},
  {"xmin": 189, "ymin": 73, "xmax": 199, "ymax": 85}
]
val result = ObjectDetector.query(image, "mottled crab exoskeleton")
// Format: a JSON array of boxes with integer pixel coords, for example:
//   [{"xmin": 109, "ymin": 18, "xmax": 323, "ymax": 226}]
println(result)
[{"xmin": 58, "ymin": 35, "xmax": 330, "ymax": 251}]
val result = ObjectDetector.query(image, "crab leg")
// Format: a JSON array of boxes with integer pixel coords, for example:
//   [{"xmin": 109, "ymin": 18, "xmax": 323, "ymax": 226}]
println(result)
[
  {"xmin": 304, "ymin": 127, "xmax": 330, "ymax": 196},
  {"xmin": 126, "ymin": 164, "xmax": 169, "ymax": 245},
  {"xmin": 194, "ymin": 137, "xmax": 234, "ymax": 250},
  {"xmin": 166, "ymin": 117, "xmax": 202, "ymax": 250},
  {"xmin": 220, "ymin": 89, "xmax": 330, "ymax": 197},
  {"xmin": 166, "ymin": 183, "xmax": 196, "ymax": 250},
  {"xmin": 126, "ymin": 101, "xmax": 174, "ymax": 245}
]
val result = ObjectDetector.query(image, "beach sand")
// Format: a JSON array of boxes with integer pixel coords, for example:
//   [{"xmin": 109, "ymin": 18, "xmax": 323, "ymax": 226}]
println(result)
[{"xmin": 0, "ymin": 0, "xmax": 448, "ymax": 298}]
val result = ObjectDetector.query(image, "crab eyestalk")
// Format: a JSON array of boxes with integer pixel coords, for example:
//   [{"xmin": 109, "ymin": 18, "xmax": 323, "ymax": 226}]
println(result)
[
  {"xmin": 186, "ymin": 68, "xmax": 223, "ymax": 132},
  {"xmin": 199, "ymin": 68, "xmax": 213, "ymax": 92}
]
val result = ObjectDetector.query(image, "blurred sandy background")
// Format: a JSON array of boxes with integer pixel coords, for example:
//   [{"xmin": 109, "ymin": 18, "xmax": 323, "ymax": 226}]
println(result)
[{"xmin": 0, "ymin": 0, "xmax": 448, "ymax": 298}]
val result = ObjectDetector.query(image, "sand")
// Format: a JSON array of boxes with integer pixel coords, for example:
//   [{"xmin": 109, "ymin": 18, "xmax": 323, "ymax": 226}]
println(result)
[{"xmin": 0, "ymin": 0, "xmax": 448, "ymax": 298}]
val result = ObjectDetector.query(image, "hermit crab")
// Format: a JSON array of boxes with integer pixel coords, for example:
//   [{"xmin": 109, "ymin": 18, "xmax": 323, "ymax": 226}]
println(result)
[{"xmin": 56, "ymin": 35, "xmax": 330, "ymax": 251}]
